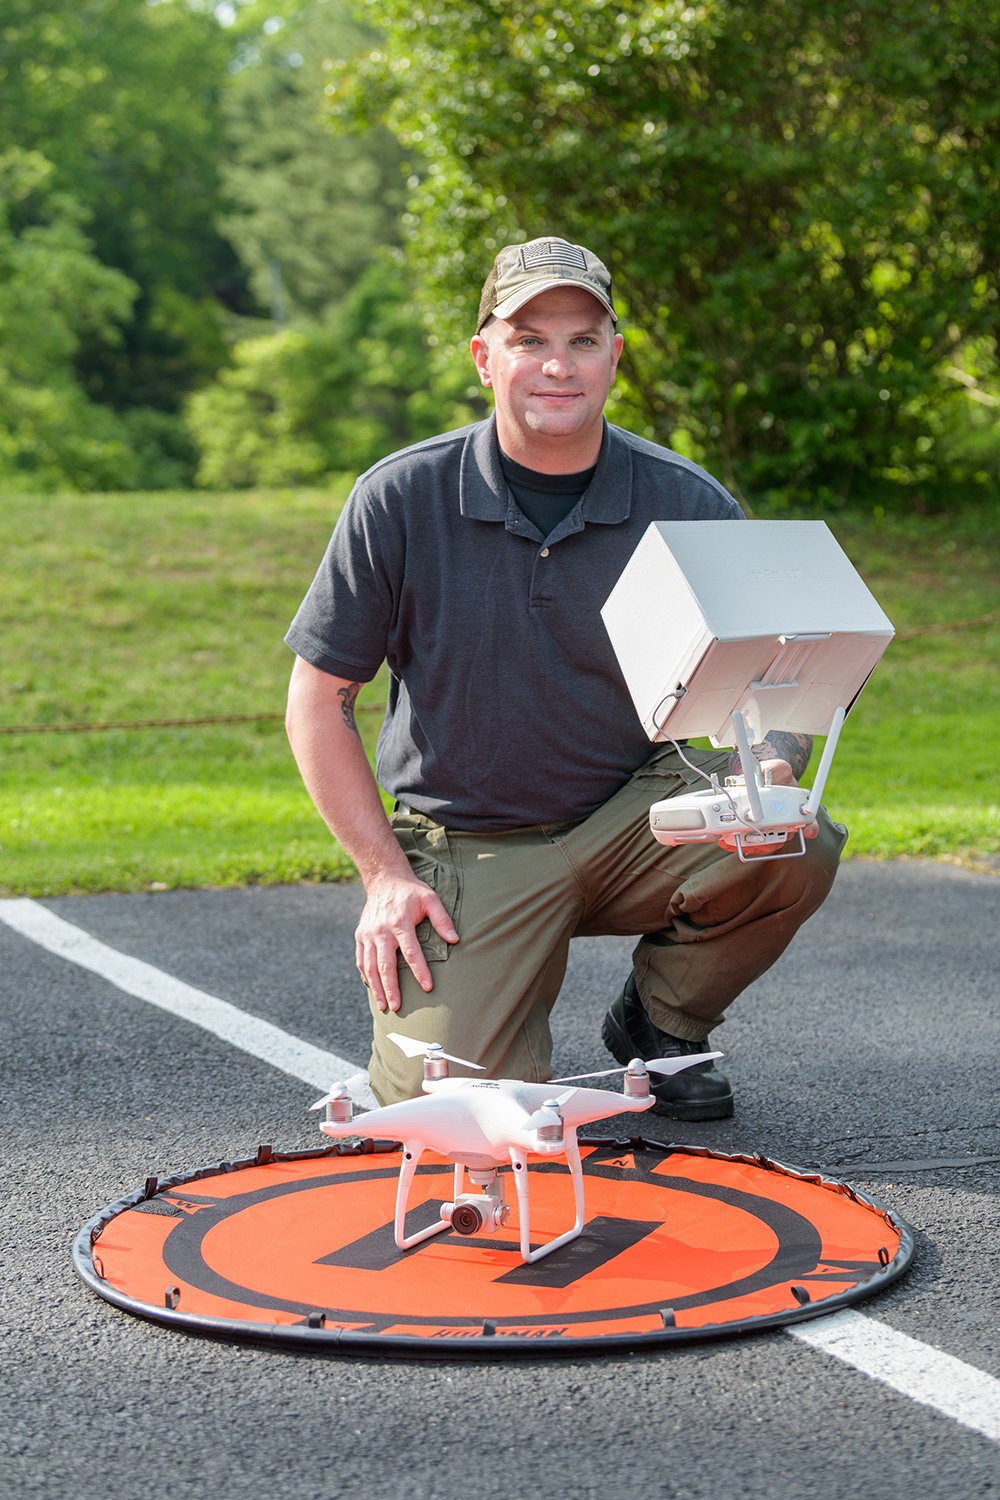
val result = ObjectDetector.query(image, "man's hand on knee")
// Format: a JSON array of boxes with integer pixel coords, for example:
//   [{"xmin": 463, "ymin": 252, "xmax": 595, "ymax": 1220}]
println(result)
[{"xmin": 355, "ymin": 874, "xmax": 459, "ymax": 1012}]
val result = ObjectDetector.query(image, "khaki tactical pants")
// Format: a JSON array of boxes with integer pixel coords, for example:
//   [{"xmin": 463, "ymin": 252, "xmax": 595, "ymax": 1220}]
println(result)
[{"xmin": 366, "ymin": 743, "xmax": 847, "ymax": 1105}]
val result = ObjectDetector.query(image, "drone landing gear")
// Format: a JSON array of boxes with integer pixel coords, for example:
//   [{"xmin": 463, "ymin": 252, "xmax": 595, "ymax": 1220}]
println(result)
[
  {"xmin": 509, "ymin": 1132, "xmax": 586, "ymax": 1265},
  {"xmin": 392, "ymin": 1134, "xmax": 586, "ymax": 1264},
  {"xmin": 394, "ymin": 1151, "xmax": 511, "ymax": 1250},
  {"xmin": 393, "ymin": 1143, "xmax": 454, "ymax": 1250}
]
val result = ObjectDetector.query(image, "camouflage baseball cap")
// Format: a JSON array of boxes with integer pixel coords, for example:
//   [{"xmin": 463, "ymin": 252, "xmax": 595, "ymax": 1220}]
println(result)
[{"xmin": 476, "ymin": 236, "xmax": 617, "ymax": 332}]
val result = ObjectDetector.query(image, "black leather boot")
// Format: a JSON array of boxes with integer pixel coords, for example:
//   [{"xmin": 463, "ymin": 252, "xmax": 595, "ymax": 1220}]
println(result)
[{"xmin": 601, "ymin": 975, "xmax": 734, "ymax": 1121}]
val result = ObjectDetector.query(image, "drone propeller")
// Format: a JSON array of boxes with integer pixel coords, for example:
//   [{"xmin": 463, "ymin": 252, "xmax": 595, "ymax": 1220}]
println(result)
[
  {"xmin": 387, "ymin": 1032, "xmax": 484, "ymax": 1070},
  {"xmin": 550, "ymin": 1052, "xmax": 724, "ymax": 1084},
  {"xmin": 523, "ymin": 1087, "xmax": 577, "ymax": 1131},
  {"xmin": 309, "ymin": 1071, "xmax": 368, "ymax": 1111}
]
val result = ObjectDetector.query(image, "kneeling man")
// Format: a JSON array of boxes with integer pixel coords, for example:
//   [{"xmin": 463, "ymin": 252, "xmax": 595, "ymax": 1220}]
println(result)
[{"xmin": 285, "ymin": 236, "xmax": 846, "ymax": 1113}]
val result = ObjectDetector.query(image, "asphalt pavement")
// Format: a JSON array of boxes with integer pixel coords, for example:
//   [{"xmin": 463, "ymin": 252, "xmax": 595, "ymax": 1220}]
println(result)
[{"xmin": 2, "ymin": 859, "xmax": 999, "ymax": 1498}]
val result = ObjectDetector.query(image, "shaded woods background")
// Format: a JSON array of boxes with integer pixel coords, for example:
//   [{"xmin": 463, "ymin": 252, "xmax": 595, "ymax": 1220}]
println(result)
[{"xmin": 3, "ymin": 0, "xmax": 1000, "ymax": 514}]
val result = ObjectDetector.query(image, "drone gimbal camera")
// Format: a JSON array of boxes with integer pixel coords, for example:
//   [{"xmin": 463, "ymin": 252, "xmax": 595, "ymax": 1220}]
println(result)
[{"xmin": 602, "ymin": 520, "xmax": 894, "ymax": 860}]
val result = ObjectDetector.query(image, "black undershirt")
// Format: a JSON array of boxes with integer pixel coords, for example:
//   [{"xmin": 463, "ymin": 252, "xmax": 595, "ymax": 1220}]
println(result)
[{"xmin": 499, "ymin": 449, "xmax": 598, "ymax": 540}]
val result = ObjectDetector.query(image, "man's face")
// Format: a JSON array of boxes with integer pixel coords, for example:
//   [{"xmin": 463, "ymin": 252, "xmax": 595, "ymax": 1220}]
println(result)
[{"xmin": 470, "ymin": 285, "xmax": 623, "ymax": 462}]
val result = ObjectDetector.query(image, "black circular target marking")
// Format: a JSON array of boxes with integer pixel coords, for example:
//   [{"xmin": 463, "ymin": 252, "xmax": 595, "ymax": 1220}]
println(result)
[
  {"xmin": 156, "ymin": 1161, "xmax": 827, "ymax": 1327},
  {"xmin": 162, "ymin": 1164, "xmax": 408, "ymax": 1321},
  {"xmin": 73, "ymin": 1140, "xmax": 916, "ymax": 1358}
]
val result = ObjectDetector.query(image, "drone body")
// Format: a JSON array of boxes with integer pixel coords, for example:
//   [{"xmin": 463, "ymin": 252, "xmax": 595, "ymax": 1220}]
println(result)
[
  {"xmin": 318, "ymin": 1075, "xmax": 654, "ymax": 1165},
  {"xmin": 311, "ymin": 1038, "xmax": 722, "ymax": 1265}
]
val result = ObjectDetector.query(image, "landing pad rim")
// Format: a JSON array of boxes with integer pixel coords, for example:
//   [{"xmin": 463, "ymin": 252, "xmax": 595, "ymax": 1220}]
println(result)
[{"xmin": 72, "ymin": 1138, "xmax": 916, "ymax": 1360}]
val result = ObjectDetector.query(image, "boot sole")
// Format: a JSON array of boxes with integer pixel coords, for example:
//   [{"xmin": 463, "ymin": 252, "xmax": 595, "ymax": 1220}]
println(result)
[
  {"xmin": 650, "ymin": 1094, "xmax": 735, "ymax": 1122},
  {"xmin": 601, "ymin": 1009, "xmax": 735, "ymax": 1122}
]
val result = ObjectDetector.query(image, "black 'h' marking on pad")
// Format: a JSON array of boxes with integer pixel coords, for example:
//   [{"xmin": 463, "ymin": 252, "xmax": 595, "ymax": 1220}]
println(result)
[
  {"xmin": 316, "ymin": 1200, "xmax": 449, "ymax": 1271},
  {"xmin": 492, "ymin": 1217, "xmax": 661, "ymax": 1288},
  {"xmin": 317, "ymin": 1208, "xmax": 660, "ymax": 1286}
]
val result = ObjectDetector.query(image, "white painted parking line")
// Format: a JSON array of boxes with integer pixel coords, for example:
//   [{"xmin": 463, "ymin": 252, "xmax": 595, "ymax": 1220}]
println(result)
[
  {"xmin": 0, "ymin": 898, "xmax": 377, "ymax": 1110},
  {"xmin": 788, "ymin": 1309, "xmax": 1000, "ymax": 1443}
]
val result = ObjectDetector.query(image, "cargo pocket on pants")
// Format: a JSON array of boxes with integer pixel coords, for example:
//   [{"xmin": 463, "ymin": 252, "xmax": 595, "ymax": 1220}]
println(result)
[
  {"xmin": 390, "ymin": 817, "xmax": 461, "ymax": 963},
  {"xmin": 628, "ymin": 742, "xmax": 731, "ymax": 800}
]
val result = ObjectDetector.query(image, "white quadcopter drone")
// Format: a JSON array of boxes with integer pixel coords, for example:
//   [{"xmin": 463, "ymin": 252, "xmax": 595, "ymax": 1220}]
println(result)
[{"xmin": 310, "ymin": 1035, "xmax": 721, "ymax": 1266}]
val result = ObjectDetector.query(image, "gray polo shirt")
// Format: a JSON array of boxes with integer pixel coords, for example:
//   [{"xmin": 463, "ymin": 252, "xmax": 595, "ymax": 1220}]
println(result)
[{"xmin": 286, "ymin": 415, "xmax": 741, "ymax": 831}]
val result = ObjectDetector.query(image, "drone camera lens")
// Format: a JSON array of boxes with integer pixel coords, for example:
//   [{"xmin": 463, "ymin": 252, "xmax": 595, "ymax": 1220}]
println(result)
[{"xmin": 451, "ymin": 1203, "xmax": 483, "ymax": 1236}]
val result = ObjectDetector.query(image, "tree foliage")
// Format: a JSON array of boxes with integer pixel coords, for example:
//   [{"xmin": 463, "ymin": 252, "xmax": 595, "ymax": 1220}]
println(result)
[
  {"xmin": 0, "ymin": 0, "xmax": 432, "ymax": 490},
  {"xmin": 0, "ymin": 0, "xmax": 243, "ymax": 417},
  {"xmin": 7, "ymin": 0, "xmax": 1000, "ymax": 501},
  {"xmin": 338, "ymin": 0, "xmax": 1000, "ymax": 511},
  {"xmin": 0, "ymin": 149, "xmax": 135, "ymax": 491},
  {"xmin": 186, "ymin": 258, "xmax": 487, "ymax": 486},
  {"xmin": 221, "ymin": 0, "xmax": 408, "ymax": 320},
  {"xmin": 0, "ymin": 152, "xmax": 202, "ymax": 492},
  {"xmin": 0, "ymin": 0, "xmax": 249, "ymax": 488}
]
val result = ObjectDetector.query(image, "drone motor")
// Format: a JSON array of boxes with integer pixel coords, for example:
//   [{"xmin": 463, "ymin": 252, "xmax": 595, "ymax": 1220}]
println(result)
[
  {"xmin": 423, "ymin": 1043, "xmax": 449, "ymax": 1082},
  {"xmin": 386, "ymin": 1032, "xmax": 485, "ymax": 1085},
  {"xmin": 623, "ymin": 1059, "xmax": 651, "ymax": 1098},
  {"xmin": 308, "ymin": 1072, "xmax": 367, "ymax": 1126},
  {"xmin": 533, "ymin": 1099, "xmax": 565, "ymax": 1146}
]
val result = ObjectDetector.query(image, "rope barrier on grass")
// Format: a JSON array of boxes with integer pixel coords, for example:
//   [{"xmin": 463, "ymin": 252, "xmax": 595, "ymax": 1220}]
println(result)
[
  {"xmin": 0, "ymin": 705, "xmax": 387, "ymax": 735},
  {"xmin": 896, "ymin": 610, "xmax": 1000, "ymax": 641},
  {"xmin": 1, "ymin": 609, "xmax": 996, "ymax": 736}
]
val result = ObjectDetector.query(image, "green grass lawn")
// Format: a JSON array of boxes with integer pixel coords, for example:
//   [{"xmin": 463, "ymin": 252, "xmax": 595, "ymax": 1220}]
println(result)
[
  {"xmin": 1, "ymin": 488, "xmax": 997, "ymax": 896},
  {"xmin": 795, "ymin": 509, "xmax": 1000, "ymax": 866}
]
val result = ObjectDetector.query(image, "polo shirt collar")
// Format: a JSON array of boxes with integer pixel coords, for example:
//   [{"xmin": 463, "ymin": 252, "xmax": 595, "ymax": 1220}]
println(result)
[{"xmin": 459, "ymin": 415, "xmax": 633, "ymax": 528}]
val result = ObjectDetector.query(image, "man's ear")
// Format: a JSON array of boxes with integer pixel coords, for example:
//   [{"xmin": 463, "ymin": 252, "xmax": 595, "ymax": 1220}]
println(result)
[
  {"xmin": 469, "ymin": 333, "xmax": 493, "ymax": 388},
  {"xmin": 609, "ymin": 330, "xmax": 624, "ymax": 386}
]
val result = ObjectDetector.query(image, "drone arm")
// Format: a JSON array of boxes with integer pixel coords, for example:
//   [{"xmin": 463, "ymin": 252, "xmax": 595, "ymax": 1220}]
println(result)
[{"xmin": 393, "ymin": 1139, "xmax": 451, "ymax": 1252}]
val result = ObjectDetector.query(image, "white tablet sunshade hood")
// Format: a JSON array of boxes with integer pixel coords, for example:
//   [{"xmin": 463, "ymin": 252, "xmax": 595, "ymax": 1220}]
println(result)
[{"xmin": 601, "ymin": 520, "xmax": 894, "ymax": 749}]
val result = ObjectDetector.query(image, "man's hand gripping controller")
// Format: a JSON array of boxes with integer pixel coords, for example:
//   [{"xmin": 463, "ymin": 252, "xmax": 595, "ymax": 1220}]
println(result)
[{"xmin": 649, "ymin": 707, "xmax": 846, "ymax": 863}]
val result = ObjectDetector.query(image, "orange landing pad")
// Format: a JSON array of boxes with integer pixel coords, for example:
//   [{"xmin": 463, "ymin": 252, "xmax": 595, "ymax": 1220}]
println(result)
[{"xmin": 74, "ymin": 1139, "xmax": 914, "ymax": 1357}]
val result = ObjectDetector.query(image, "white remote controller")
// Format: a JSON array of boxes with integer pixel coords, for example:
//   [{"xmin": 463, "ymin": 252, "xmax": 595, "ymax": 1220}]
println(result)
[
  {"xmin": 649, "ymin": 779, "xmax": 815, "ymax": 859},
  {"xmin": 647, "ymin": 705, "xmax": 846, "ymax": 863}
]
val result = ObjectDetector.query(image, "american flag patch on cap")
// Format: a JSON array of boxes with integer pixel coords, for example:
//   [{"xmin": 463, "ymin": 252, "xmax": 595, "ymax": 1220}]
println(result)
[{"xmin": 520, "ymin": 241, "xmax": 588, "ymax": 271}]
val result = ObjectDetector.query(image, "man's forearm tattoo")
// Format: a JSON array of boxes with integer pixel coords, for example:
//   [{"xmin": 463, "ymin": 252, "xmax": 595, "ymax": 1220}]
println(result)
[
  {"xmin": 337, "ymin": 681, "xmax": 362, "ymax": 738},
  {"xmin": 728, "ymin": 729, "xmax": 813, "ymax": 780}
]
